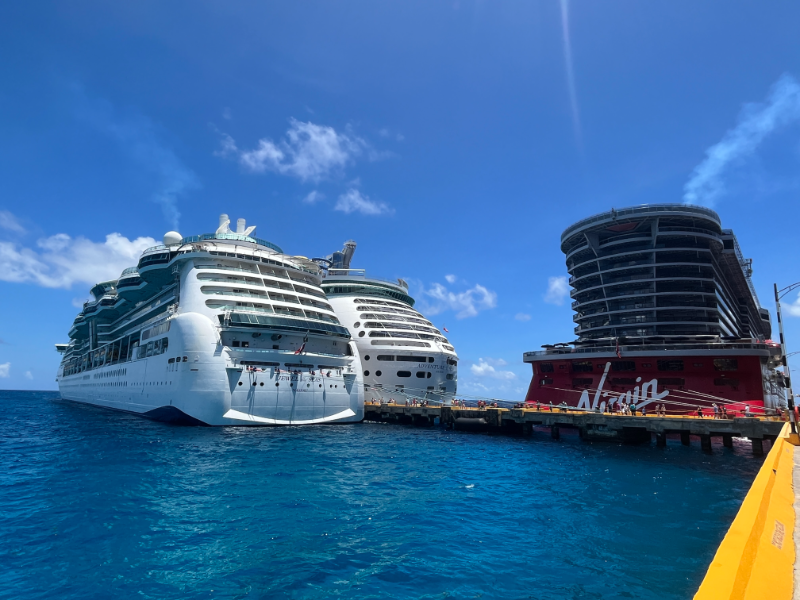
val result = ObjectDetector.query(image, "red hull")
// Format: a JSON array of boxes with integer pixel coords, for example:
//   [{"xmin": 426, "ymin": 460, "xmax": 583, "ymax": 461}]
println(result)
[{"xmin": 524, "ymin": 354, "xmax": 768, "ymax": 416}]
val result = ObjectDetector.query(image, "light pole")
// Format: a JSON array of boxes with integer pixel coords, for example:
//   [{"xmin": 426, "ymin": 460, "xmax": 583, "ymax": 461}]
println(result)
[{"xmin": 775, "ymin": 282, "xmax": 800, "ymax": 433}]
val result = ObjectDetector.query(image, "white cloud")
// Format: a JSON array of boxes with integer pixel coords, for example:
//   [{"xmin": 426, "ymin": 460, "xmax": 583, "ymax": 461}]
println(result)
[
  {"xmin": 544, "ymin": 276, "xmax": 569, "ymax": 305},
  {"xmin": 420, "ymin": 281, "xmax": 497, "ymax": 319},
  {"xmin": 470, "ymin": 358, "xmax": 516, "ymax": 380},
  {"xmin": 684, "ymin": 73, "xmax": 800, "ymax": 207},
  {"xmin": 0, "ymin": 210, "xmax": 25, "ymax": 233},
  {"xmin": 302, "ymin": 190, "xmax": 325, "ymax": 204},
  {"xmin": 0, "ymin": 229, "xmax": 157, "ymax": 289},
  {"xmin": 444, "ymin": 274, "xmax": 457, "ymax": 284},
  {"xmin": 221, "ymin": 118, "xmax": 373, "ymax": 183},
  {"xmin": 75, "ymin": 89, "xmax": 198, "ymax": 229},
  {"xmin": 785, "ymin": 293, "xmax": 800, "ymax": 317},
  {"xmin": 0, "ymin": 363, "xmax": 9, "ymax": 378},
  {"xmin": 222, "ymin": 107, "xmax": 232, "ymax": 120},
  {"xmin": 24, "ymin": 371, "xmax": 33, "ymax": 380},
  {"xmin": 515, "ymin": 312, "xmax": 532, "ymax": 321},
  {"xmin": 334, "ymin": 189, "xmax": 393, "ymax": 216}
]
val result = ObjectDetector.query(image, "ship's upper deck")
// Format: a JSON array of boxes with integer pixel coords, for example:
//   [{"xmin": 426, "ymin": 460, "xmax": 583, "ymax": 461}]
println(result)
[{"xmin": 321, "ymin": 269, "xmax": 414, "ymax": 306}]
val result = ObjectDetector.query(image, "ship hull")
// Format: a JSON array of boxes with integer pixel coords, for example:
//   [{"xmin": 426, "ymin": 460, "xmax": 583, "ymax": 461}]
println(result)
[{"xmin": 523, "ymin": 349, "xmax": 779, "ymax": 416}]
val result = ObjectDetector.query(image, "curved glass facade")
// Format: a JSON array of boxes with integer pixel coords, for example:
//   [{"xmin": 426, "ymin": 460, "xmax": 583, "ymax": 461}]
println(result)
[{"xmin": 562, "ymin": 204, "xmax": 771, "ymax": 342}]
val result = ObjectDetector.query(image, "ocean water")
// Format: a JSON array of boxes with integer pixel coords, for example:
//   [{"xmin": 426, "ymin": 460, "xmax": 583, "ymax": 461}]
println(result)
[{"xmin": 0, "ymin": 391, "xmax": 764, "ymax": 600}]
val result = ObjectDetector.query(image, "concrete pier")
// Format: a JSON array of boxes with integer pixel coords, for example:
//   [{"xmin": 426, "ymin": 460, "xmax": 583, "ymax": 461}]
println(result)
[
  {"xmin": 694, "ymin": 423, "xmax": 799, "ymax": 599},
  {"xmin": 364, "ymin": 403, "xmax": 784, "ymax": 454}
]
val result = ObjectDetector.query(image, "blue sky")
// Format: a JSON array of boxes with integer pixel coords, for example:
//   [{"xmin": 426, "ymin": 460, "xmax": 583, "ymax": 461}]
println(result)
[{"xmin": 2, "ymin": 1, "xmax": 800, "ymax": 397}]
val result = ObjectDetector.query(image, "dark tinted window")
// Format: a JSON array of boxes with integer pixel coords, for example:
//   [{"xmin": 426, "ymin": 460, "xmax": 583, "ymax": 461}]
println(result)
[
  {"xmin": 539, "ymin": 363, "xmax": 554, "ymax": 373},
  {"xmin": 396, "ymin": 356, "xmax": 427, "ymax": 362},
  {"xmin": 611, "ymin": 377, "xmax": 636, "ymax": 385},
  {"xmin": 611, "ymin": 361, "xmax": 636, "ymax": 372},
  {"xmin": 572, "ymin": 378, "xmax": 592, "ymax": 386},
  {"xmin": 397, "ymin": 371, "xmax": 411, "ymax": 377},
  {"xmin": 657, "ymin": 360, "xmax": 684, "ymax": 371},
  {"xmin": 660, "ymin": 378, "xmax": 685, "ymax": 386},
  {"xmin": 416, "ymin": 372, "xmax": 427, "ymax": 378},
  {"xmin": 377, "ymin": 355, "xmax": 394, "ymax": 361},
  {"xmin": 713, "ymin": 359, "xmax": 738, "ymax": 371},
  {"xmin": 540, "ymin": 378, "xmax": 553, "ymax": 385},
  {"xmin": 572, "ymin": 361, "xmax": 593, "ymax": 373}
]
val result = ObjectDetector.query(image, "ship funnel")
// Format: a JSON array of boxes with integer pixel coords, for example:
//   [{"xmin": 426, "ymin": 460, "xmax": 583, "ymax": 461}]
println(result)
[
  {"xmin": 217, "ymin": 214, "xmax": 232, "ymax": 234},
  {"xmin": 342, "ymin": 240, "xmax": 357, "ymax": 269},
  {"xmin": 236, "ymin": 218, "xmax": 246, "ymax": 234}
]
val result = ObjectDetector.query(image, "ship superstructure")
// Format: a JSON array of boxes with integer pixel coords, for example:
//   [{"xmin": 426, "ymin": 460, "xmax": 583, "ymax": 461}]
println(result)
[
  {"xmin": 317, "ymin": 241, "xmax": 458, "ymax": 404},
  {"xmin": 56, "ymin": 215, "xmax": 364, "ymax": 425},
  {"xmin": 524, "ymin": 204, "xmax": 784, "ymax": 414}
]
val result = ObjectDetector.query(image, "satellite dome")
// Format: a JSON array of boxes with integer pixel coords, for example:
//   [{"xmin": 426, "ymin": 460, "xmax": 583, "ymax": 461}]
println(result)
[{"xmin": 163, "ymin": 231, "xmax": 182, "ymax": 246}]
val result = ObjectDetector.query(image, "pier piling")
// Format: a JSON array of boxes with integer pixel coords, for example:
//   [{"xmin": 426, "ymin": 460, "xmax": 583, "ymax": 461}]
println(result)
[
  {"xmin": 680, "ymin": 431, "xmax": 690, "ymax": 446},
  {"xmin": 700, "ymin": 434, "xmax": 712, "ymax": 453},
  {"xmin": 722, "ymin": 434, "xmax": 733, "ymax": 448},
  {"xmin": 751, "ymin": 438, "xmax": 764, "ymax": 456},
  {"xmin": 656, "ymin": 433, "xmax": 667, "ymax": 447}
]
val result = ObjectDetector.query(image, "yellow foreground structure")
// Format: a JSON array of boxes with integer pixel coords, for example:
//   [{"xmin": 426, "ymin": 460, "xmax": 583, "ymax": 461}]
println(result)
[{"xmin": 694, "ymin": 422, "xmax": 799, "ymax": 600}]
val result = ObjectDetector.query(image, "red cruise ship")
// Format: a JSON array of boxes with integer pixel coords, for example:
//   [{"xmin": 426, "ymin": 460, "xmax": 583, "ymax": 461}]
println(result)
[{"xmin": 523, "ymin": 205, "xmax": 784, "ymax": 416}]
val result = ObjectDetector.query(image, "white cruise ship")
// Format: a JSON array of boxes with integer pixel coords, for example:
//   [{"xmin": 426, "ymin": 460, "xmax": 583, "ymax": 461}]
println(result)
[
  {"xmin": 316, "ymin": 241, "xmax": 458, "ymax": 404},
  {"xmin": 55, "ymin": 215, "xmax": 364, "ymax": 426}
]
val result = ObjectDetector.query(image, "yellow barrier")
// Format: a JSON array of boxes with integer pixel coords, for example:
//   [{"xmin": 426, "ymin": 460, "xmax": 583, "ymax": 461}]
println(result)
[{"xmin": 694, "ymin": 422, "xmax": 796, "ymax": 600}]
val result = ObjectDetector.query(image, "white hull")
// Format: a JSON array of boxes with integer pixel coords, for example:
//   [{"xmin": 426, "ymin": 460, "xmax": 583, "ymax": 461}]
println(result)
[{"xmin": 59, "ymin": 312, "xmax": 363, "ymax": 426}]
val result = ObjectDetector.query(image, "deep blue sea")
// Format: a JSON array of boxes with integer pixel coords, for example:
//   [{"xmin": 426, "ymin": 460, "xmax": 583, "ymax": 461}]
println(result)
[{"xmin": 0, "ymin": 391, "xmax": 763, "ymax": 600}]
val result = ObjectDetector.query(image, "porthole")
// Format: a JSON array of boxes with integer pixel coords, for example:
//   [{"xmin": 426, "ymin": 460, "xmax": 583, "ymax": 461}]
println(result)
[
  {"xmin": 354, "ymin": 322, "xmax": 360, "ymax": 328},
  {"xmin": 260, "ymin": 382, "xmax": 264, "ymax": 386},
  {"xmin": 319, "ymin": 384, "xmax": 322, "ymax": 388},
  {"xmin": 275, "ymin": 383, "xmax": 279, "ymax": 387},
  {"xmin": 307, "ymin": 383, "xmax": 310, "ymax": 387},
  {"xmin": 376, "ymin": 370, "xmax": 382, "ymax": 377},
  {"xmin": 428, "ymin": 357, "xmax": 434, "ymax": 363},
  {"xmin": 427, "ymin": 372, "xmax": 432, "ymax": 379},
  {"xmin": 252, "ymin": 382, "xmax": 257, "ymax": 386},
  {"xmin": 364, "ymin": 370, "xmax": 370, "ymax": 376},
  {"xmin": 238, "ymin": 381, "xmax": 243, "ymax": 386},
  {"xmin": 364, "ymin": 355, "xmax": 370, "ymax": 361},
  {"xmin": 358, "ymin": 331, "xmax": 365, "ymax": 337}
]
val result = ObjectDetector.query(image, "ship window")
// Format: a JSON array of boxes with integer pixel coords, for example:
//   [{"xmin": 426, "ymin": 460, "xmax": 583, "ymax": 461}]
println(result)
[
  {"xmin": 572, "ymin": 378, "xmax": 592, "ymax": 386},
  {"xmin": 447, "ymin": 358, "xmax": 457, "ymax": 366},
  {"xmin": 713, "ymin": 359, "xmax": 738, "ymax": 371},
  {"xmin": 377, "ymin": 355, "xmax": 395, "ymax": 361},
  {"xmin": 353, "ymin": 322, "xmax": 360, "ymax": 328},
  {"xmin": 539, "ymin": 363, "xmax": 554, "ymax": 373},
  {"xmin": 611, "ymin": 377, "xmax": 636, "ymax": 385},
  {"xmin": 376, "ymin": 370, "xmax": 382, "ymax": 377},
  {"xmin": 416, "ymin": 372, "xmax": 426, "ymax": 379},
  {"xmin": 232, "ymin": 340, "xmax": 240, "ymax": 347},
  {"xmin": 241, "ymin": 341, "xmax": 249, "ymax": 348},
  {"xmin": 364, "ymin": 370, "xmax": 370, "ymax": 376},
  {"xmin": 364, "ymin": 355, "xmax": 370, "ymax": 361},
  {"xmin": 358, "ymin": 331, "xmax": 365, "ymax": 337},
  {"xmin": 693, "ymin": 363, "xmax": 704, "ymax": 367},
  {"xmin": 641, "ymin": 363, "xmax": 652, "ymax": 368},
  {"xmin": 714, "ymin": 378, "xmax": 739, "ymax": 387},
  {"xmin": 397, "ymin": 371, "xmax": 411, "ymax": 378},
  {"xmin": 446, "ymin": 374, "xmax": 454, "ymax": 380},
  {"xmin": 657, "ymin": 360, "xmax": 684, "ymax": 371},
  {"xmin": 660, "ymin": 378, "xmax": 685, "ymax": 386},
  {"xmin": 540, "ymin": 378, "xmax": 553, "ymax": 385},
  {"xmin": 611, "ymin": 361, "xmax": 635, "ymax": 372},
  {"xmin": 572, "ymin": 361, "xmax": 593, "ymax": 373},
  {"xmin": 396, "ymin": 356, "xmax": 427, "ymax": 362}
]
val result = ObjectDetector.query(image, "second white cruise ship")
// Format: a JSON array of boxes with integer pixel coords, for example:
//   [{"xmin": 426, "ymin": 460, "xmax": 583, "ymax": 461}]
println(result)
[
  {"xmin": 56, "ymin": 215, "xmax": 364, "ymax": 425},
  {"xmin": 317, "ymin": 241, "xmax": 458, "ymax": 404}
]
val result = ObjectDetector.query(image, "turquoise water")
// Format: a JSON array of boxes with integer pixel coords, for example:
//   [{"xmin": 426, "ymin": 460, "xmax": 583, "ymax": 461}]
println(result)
[{"xmin": 0, "ymin": 391, "xmax": 762, "ymax": 599}]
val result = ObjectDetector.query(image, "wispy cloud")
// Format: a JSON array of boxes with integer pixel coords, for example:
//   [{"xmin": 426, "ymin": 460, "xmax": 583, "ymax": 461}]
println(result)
[
  {"xmin": 222, "ymin": 107, "xmax": 232, "ymax": 120},
  {"xmin": 416, "ymin": 280, "xmax": 498, "ymax": 319},
  {"xmin": 683, "ymin": 73, "xmax": 800, "ymax": 207},
  {"xmin": 302, "ymin": 190, "xmax": 325, "ymax": 205},
  {"xmin": 218, "ymin": 118, "xmax": 377, "ymax": 183},
  {"xmin": 560, "ymin": 0, "xmax": 581, "ymax": 149},
  {"xmin": 0, "ymin": 220, "xmax": 156, "ymax": 289},
  {"xmin": 784, "ymin": 293, "xmax": 800, "ymax": 318},
  {"xmin": 0, "ymin": 210, "xmax": 25, "ymax": 233},
  {"xmin": 515, "ymin": 312, "xmax": 531, "ymax": 321},
  {"xmin": 334, "ymin": 189, "xmax": 393, "ymax": 216},
  {"xmin": 0, "ymin": 363, "xmax": 9, "ymax": 378},
  {"xmin": 75, "ymin": 89, "xmax": 199, "ymax": 230},
  {"xmin": 24, "ymin": 371, "xmax": 33, "ymax": 380},
  {"xmin": 470, "ymin": 358, "xmax": 516, "ymax": 380},
  {"xmin": 444, "ymin": 274, "xmax": 457, "ymax": 284},
  {"xmin": 544, "ymin": 276, "xmax": 569, "ymax": 305}
]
